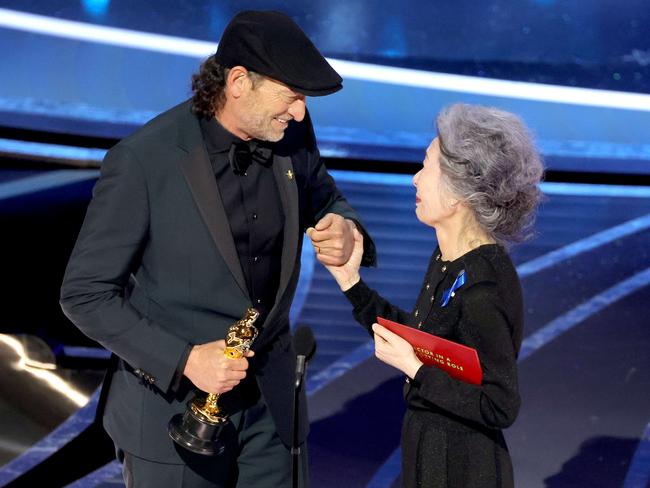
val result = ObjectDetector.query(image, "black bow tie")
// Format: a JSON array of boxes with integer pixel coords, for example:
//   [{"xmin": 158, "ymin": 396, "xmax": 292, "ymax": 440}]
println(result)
[{"xmin": 228, "ymin": 141, "xmax": 273, "ymax": 175}]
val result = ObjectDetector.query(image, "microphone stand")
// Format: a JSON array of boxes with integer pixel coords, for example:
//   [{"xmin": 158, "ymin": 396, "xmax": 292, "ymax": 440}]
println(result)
[
  {"xmin": 291, "ymin": 354, "xmax": 307, "ymax": 488},
  {"xmin": 290, "ymin": 326, "xmax": 315, "ymax": 488}
]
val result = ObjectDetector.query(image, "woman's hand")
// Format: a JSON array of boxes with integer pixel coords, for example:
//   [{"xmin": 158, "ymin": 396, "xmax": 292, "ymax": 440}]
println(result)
[
  {"xmin": 372, "ymin": 323, "xmax": 423, "ymax": 379},
  {"xmin": 308, "ymin": 226, "xmax": 364, "ymax": 291}
]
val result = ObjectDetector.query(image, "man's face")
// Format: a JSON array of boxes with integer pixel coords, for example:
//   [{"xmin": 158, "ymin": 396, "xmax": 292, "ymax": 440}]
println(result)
[{"xmin": 239, "ymin": 76, "xmax": 307, "ymax": 142}]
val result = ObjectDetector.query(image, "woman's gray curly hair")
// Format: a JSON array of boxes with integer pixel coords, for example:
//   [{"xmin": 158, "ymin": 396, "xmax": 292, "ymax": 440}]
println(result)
[{"xmin": 436, "ymin": 103, "xmax": 544, "ymax": 244}]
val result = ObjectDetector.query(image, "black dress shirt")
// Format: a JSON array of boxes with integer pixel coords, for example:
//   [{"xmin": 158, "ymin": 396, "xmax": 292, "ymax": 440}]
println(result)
[{"xmin": 199, "ymin": 117, "xmax": 285, "ymax": 323}]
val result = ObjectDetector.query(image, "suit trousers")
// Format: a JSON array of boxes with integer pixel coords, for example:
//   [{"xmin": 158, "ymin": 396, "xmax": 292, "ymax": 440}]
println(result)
[{"xmin": 117, "ymin": 390, "xmax": 309, "ymax": 488}]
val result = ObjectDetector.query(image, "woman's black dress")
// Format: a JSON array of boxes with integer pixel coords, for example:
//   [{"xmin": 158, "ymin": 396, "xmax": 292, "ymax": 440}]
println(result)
[{"xmin": 344, "ymin": 244, "xmax": 523, "ymax": 488}]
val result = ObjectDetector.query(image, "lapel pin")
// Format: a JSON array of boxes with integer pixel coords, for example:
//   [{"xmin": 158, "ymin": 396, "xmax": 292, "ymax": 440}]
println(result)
[{"xmin": 286, "ymin": 169, "xmax": 294, "ymax": 180}]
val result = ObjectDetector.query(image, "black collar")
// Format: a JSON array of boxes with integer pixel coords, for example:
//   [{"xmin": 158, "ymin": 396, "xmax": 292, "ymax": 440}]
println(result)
[{"xmin": 199, "ymin": 116, "xmax": 242, "ymax": 155}]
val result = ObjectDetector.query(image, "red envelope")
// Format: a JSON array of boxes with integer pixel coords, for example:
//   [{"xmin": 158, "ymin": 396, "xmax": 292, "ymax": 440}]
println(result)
[{"xmin": 377, "ymin": 316, "xmax": 483, "ymax": 385}]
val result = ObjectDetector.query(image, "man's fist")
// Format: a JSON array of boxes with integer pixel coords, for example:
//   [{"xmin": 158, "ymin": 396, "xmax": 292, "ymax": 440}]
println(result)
[{"xmin": 306, "ymin": 213, "xmax": 357, "ymax": 266}]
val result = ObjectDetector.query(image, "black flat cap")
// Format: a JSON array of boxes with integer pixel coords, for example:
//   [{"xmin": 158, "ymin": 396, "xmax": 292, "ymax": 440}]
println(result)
[{"xmin": 214, "ymin": 10, "xmax": 342, "ymax": 96}]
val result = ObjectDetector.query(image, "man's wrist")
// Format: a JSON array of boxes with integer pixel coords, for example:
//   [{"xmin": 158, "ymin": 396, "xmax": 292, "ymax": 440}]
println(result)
[{"xmin": 183, "ymin": 344, "xmax": 199, "ymax": 377}]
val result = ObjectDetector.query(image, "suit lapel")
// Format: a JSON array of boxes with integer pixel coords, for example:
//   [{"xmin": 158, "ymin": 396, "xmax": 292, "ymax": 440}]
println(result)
[
  {"xmin": 272, "ymin": 154, "xmax": 299, "ymax": 304},
  {"xmin": 177, "ymin": 111, "xmax": 249, "ymax": 299}
]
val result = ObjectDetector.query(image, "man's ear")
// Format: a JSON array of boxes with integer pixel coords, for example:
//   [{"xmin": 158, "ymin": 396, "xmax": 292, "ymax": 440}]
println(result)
[{"xmin": 226, "ymin": 66, "xmax": 250, "ymax": 99}]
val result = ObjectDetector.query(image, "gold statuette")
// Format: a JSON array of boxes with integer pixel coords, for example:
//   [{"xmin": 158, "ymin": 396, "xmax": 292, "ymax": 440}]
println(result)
[{"xmin": 168, "ymin": 308, "xmax": 259, "ymax": 455}]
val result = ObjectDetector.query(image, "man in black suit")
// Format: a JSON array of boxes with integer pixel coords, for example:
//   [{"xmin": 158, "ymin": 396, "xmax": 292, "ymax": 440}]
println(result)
[{"xmin": 60, "ymin": 11, "xmax": 375, "ymax": 487}]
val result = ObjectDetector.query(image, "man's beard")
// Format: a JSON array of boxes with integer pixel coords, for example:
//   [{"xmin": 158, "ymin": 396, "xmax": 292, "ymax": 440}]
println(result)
[
  {"xmin": 241, "ymin": 113, "xmax": 286, "ymax": 142},
  {"xmin": 240, "ymin": 91, "xmax": 288, "ymax": 142}
]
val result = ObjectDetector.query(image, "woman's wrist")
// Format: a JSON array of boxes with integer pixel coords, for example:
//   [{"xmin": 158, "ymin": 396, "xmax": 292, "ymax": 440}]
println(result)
[
  {"xmin": 404, "ymin": 357, "xmax": 424, "ymax": 380},
  {"xmin": 338, "ymin": 273, "xmax": 360, "ymax": 292}
]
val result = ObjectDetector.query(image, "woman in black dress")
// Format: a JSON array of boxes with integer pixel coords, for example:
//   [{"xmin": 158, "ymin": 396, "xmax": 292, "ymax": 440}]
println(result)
[{"xmin": 310, "ymin": 104, "xmax": 543, "ymax": 487}]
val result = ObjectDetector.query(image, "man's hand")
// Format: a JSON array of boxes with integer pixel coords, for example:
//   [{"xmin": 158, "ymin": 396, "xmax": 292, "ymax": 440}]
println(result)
[
  {"xmin": 183, "ymin": 340, "xmax": 254, "ymax": 394},
  {"xmin": 306, "ymin": 213, "xmax": 357, "ymax": 266},
  {"xmin": 315, "ymin": 228, "xmax": 363, "ymax": 291}
]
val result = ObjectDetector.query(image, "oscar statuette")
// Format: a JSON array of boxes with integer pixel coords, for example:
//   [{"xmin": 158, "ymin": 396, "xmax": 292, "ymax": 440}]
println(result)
[{"xmin": 168, "ymin": 308, "xmax": 259, "ymax": 455}]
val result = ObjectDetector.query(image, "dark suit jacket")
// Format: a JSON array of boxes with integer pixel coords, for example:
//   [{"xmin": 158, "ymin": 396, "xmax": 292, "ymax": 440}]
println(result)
[{"xmin": 60, "ymin": 100, "xmax": 376, "ymax": 463}]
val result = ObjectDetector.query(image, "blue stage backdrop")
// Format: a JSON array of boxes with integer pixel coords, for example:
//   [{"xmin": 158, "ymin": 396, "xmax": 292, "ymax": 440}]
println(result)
[{"xmin": 1, "ymin": 1, "xmax": 649, "ymax": 173}]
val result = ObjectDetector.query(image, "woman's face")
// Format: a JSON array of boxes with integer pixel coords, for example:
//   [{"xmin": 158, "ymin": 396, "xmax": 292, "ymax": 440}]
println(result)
[{"xmin": 413, "ymin": 138, "xmax": 457, "ymax": 227}]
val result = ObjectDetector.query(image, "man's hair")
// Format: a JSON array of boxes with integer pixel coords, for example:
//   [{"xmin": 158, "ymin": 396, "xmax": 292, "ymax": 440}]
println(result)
[{"xmin": 191, "ymin": 55, "xmax": 263, "ymax": 119}]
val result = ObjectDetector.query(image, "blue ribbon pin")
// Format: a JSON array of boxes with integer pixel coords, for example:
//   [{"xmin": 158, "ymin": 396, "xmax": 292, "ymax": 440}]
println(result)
[{"xmin": 440, "ymin": 269, "xmax": 466, "ymax": 307}]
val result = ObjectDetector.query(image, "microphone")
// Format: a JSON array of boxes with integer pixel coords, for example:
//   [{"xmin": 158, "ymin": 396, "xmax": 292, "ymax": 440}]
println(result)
[{"xmin": 293, "ymin": 326, "xmax": 316, "ymax": 389}]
